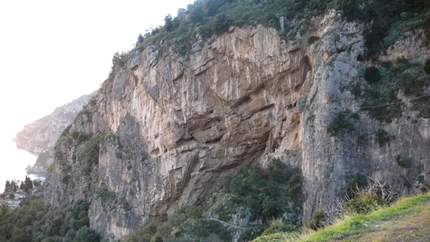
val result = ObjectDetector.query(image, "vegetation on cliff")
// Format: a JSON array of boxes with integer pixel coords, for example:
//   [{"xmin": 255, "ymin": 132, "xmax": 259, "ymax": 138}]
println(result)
[
  {"xmin": 126, "ymin": 159, "xmax": 303, "ymax": 242},
  {"xmin": 0, "ymin": 176, "xmax": 100, "ymax": 242},
  {"xmin": 128, "ymin": 0, "xmax": 430, "ymax": 57},
  {"xmin": 0, "ymin": 197, "xmax": 100, "ymax": 242}
]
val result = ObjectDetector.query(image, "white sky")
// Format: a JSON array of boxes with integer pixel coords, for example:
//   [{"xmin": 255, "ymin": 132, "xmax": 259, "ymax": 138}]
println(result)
[{"xmin": 0, "ymin": 0, "xmax": 195, "ymax": 137}]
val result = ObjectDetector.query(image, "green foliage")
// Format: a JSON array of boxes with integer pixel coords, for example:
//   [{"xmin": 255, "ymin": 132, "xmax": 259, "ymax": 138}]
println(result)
[
  {"xmin": 395, "ymin": 155, "xmax": 412, "ymax": 168},
  {"xmin": 0, "ymin": 204, "xmax": 10, "ymax": 220},
  {"xmin": 212, "ymin": 13, "xmax": 232, "ymax": 35},
  {"xmin": 128, "ymin": 0, "xmax": 320, "ymax": 56},
  {"xmin": 126, "ymin": 222, "xmax": 159, "ymax": 242},
  {"xmin": 100, "ymin": 52, "xmax": 132, "ymax": 93},
  {"xmin": 359, "ymin": 60, "xmax": 418, "ymax": 122},
  {"xmin": 345, "ymin": 173, "xmax": 368, "ymax": 198},
  {"xmin": 261, "ymin": 220, "xmax": 296, "ymax": 236},
  {"xmin": 303, "ymin": 210, "xmax": 325, "ymax": 230},
  {"xmin": 76, "ymin": 133, "xmax": 100, "ymax": 167},
  {"xmin": 126, "ymin": 0, "xmax": 430, "ymax": 60},
  {"xmin": 400, "ymin": 71, "xmax": 424, "ymax": 97},
  {"xmin": 164, "ymin": 15, "xmax": 174, "ymax": 32},
  {"xmin": 56, "ymin": 129, "xmax": 115, "ymax": 176},
  {"xmin": 49, "ymin": 127, "xmax": 117, "ymax": 201},
  {"xmin": 374, "ymin": 128, "xmax": 391, "ymax": 147},
  {"xmin": 19, "ymin": 176, "xmax": 33, "ymax": 193},
  {"xmin": 364, "ymin": 67, "xmax": 381, "ymax": 84},
  {"xmin": 327, "ymin": 109, "xmax": 359, "ymax": 137},
  {"xmin": 0, "ymin": 197, "xmax": 99, "ymax": 241},
  {"xmin": 127, "ymin": 159, "xmax": 303, "ymax": 241},
  {"xmin": 115, "ymin": 197, "xmax": 132, "ymax": 212},
  {"xmin": 95, "ymin": 184, "xmax": 115, "ymax": 202},
  {"xmin": 217, "ymin": 159, "xmax": 302, "ymax": 220},
  {"xmin": 3, "ymin": 180, "xmax": 18, "ymax": 193},
  {"xmin": 95, "ymin": 184, "xmax": 132, "ymax": 212},
  {"xmin": 336, "ymin": 0, "xmax": 362, "ymax": 22},
  {"xmin": 360, "ymin": 1, "xmax": 430, "ymax": 58},
  {"xmin": 75, "ymin": 226, "xmax": 101, "ymax": 242},
  {"xmin": 418, "ymin": 175, "xmax": 425, "ymax": 184},
  {"xmin": 396, "ymin": 57, "xmax": 411, "ymax": 72},
  {"xmin": 344, "ymin": 194, "xmax": 384, "ymax": 215}
]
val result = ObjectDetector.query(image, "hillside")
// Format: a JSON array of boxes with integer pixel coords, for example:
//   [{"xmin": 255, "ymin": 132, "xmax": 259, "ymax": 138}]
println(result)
[{"xmin": 14, "ymin": 92, "xmax": 95, "ymax": 154}]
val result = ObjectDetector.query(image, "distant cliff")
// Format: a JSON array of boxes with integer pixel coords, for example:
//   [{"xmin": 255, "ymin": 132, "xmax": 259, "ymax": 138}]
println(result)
[
  {"xmin": 44, "ymin": 7, "xmax": 430, "ymax": 242},
  {"xmin": 15, "ymin": 92, "xmax": 95, "ymax": 154}
]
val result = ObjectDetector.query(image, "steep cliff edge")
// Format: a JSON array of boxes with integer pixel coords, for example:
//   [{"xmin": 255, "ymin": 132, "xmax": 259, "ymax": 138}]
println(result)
[
  {"xmin": 44, "ymin": 10, "xmax": 430, "ymax": 240},
  {"xmin": 15, "ymin": 92, "xmax": 95, "ymax": 154}
]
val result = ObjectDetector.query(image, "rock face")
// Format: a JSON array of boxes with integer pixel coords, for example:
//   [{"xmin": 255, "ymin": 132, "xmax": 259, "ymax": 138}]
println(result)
[
  {"xmin": 44, "ymin": 11, "xmax": 430, "ymax": 240},
  {"xmin": 15, "ymin": 92, "xmax": 95, "ymax": 154}
]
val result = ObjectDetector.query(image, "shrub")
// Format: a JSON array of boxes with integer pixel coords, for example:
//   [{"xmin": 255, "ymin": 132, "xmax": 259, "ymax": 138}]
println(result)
[
  {"xmin": 75, "ymin": 226, "xmax": 100, "ymax": 242},
  {"xmin": 337, "ymin": 0, "xmax": 361, "ymax": 21},
  {"xmin": 418, "ymin": 175, "xmax": 425, "ymax": 183},
  {"xmin": 399, "ymin": 71, "xmax": 421, "ymax": 96},
  {"xmin": 364, "ymin": 67, "xmax": 381, "ymax": 84},
  {"xmin": 327, "ymin": 110, "xmax": 358, "ymax": 137},
  {"xmin": 396, "ymin": 57, "xmax": 411, "ymax": 72},
  {"xmin": 374, "ymin": 128, "xmax": 391, "ymax": 147},
  {"xmin": 304, "ymin": 210, "xmax": 325, "ymax": 230},
  {"xmin": 212, "ymin": 13, "xmax": 232, "ymax": 34},
  {"xmin": 95, "ymin": 184, "xmax": 115, "ymax": 202},
  {"xmin": 344, "ymin": 193, "xmax": 384, "ymax": 215},
  {"xmin": 396, "ymin": 155, "xmax": 412, "ymax": 168},
  {"xmin": 127, "ymin": 223, "xmax": 157, "ymax": 242},
  {"xmin": 261, "ymin": 220, "xmax": 296, "ymax": 236},
  {"xmin": 346, "ymin": 173, "xmax": 368, "ymax": 198}
]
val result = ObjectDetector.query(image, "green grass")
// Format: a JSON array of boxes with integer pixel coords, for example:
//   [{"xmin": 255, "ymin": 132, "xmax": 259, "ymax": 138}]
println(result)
[
  {"xmin": 254, "ymin": 193, "xmax": 430, "ymax": 242},
  {"xmin": 303, "ymin": 193, "xmax": 430, "ymax": 241}
]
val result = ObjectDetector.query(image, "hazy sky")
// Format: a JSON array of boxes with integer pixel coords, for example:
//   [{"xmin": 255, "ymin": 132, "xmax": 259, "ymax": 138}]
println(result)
[{"xmin": 0, "ymin": 0, "xmax": 195, "ymax": 137}]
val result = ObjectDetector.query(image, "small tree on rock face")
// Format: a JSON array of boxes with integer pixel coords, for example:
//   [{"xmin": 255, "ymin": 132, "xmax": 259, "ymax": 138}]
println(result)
[{"xmin": 364, "ymin": 67, "xmax": 381, "ymax": 84}]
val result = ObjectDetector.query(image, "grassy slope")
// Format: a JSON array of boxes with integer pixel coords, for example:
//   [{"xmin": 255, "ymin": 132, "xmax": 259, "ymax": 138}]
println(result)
[{"xmin": 255, "ymin": 193, "xmax": 430, "ymax": 242}]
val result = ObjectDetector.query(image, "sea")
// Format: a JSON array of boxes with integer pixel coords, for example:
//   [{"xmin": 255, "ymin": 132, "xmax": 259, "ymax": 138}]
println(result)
[{"xmin": 0, "ymin": 129, "xmax": 41, "ymax": 194}]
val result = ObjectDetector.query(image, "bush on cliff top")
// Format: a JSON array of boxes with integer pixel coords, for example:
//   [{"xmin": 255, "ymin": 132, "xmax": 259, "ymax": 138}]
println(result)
[{"xmin": 123, "ymin": 0, "xmax": 430, "ymax": 59}]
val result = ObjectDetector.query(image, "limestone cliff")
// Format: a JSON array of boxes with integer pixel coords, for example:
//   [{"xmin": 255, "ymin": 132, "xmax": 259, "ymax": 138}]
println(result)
[
  {"xmin": 44, "ymin": 10, "xmax": 430, "ymax": 240},
  {"xmin": 15, "ymin": 92, "xmax": 95, "ymax": 154}
]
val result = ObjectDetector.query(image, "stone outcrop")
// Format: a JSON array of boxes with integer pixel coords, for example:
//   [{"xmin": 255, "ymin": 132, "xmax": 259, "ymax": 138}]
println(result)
[
  {"xmin": 15, "ymin": 92, "xmax": 95, "ymax": 153},
  {"xmin": 44, "ymin": 10, "xmax": 430, "ymax": 241}
]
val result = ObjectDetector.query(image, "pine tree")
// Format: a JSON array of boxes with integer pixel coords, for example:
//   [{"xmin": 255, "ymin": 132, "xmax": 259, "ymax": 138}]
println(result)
[{"xmin": 4, "ymin": 180, "xmax": 10, "ymax": 193}]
